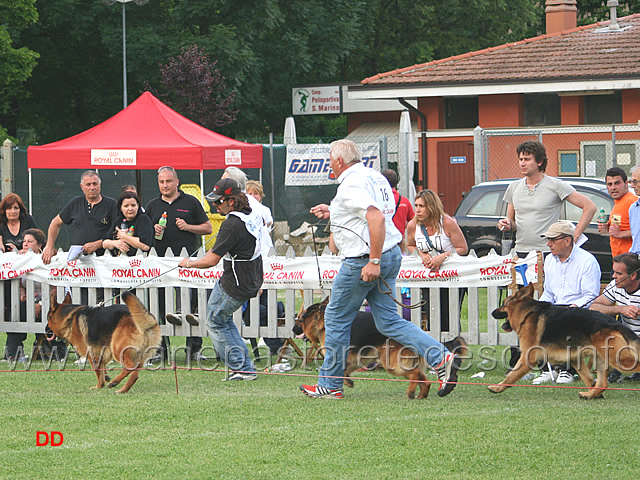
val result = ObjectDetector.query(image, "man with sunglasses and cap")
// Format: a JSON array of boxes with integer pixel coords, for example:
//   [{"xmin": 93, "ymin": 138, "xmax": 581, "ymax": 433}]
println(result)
[
  {"xmin": 590, "ymin": 252, "xmax": 640, "ymax": 382},
  {"xmin": 179, "ymin": 178, "xmax": 263, "ymax": 381}
]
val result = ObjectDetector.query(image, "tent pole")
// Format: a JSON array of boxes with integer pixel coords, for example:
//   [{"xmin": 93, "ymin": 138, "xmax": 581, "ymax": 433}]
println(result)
[
  {"xmin": 200, "ymin": 169, "xmax": 206, "ymax": 250},
  {"xmin": 136, "ymin": 169, "xmax": 142, "ymax": 201},
  {"xmin": 28, "ymin": 168, "xmax": 33, "ymax": 216},
  {"xmin": 269, "ymin": 132, "xmax": 275, "ymax": 221}
]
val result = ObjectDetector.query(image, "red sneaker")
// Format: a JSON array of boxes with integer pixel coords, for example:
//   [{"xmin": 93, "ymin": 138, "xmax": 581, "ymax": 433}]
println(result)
[{"xmin": 300, "ymin": 384, "xmax": 344, "ymax": 399}]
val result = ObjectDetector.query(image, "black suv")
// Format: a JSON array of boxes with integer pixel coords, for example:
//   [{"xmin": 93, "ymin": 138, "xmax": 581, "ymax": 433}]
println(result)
[{"xmin": 453, "ymin": 178, "xmax": 614, "ymax": 281}]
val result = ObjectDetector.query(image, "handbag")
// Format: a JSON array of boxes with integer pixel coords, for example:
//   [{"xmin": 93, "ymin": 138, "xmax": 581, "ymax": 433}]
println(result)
[{"xmin": 501, "ymin": 229, "xmax": 514, "ymax": 256}]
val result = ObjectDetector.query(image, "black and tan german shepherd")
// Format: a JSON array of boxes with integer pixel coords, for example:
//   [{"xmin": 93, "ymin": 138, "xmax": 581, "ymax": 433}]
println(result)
[
  {"xmin": 293, "ymin": 297, "xmax": 468, "ymax": 399},
  {"xmin": 489, "ymin": 284, "xmax": 640, "ymax": 399},
  {"xmin": 47, "ymin": 291, "xmax": 161, "ymax": 394}
]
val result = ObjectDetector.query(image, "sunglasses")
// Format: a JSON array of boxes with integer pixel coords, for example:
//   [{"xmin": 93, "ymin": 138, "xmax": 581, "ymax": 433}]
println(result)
[
  {"xmin": 157, "ymin": 166, "xmax": 175, "ymax": 173},
  {"xmin": 214, "ymin": 197, "xmax": 228, "ymax": 205}
]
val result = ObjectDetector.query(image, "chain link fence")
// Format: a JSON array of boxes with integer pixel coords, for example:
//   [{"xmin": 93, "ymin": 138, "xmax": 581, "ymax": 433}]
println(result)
[
  {"xmin": 6, "ymin": 134, "xmax": 415, "ymax": 253},
  {"xmin": 478, "ymin": 124, "xmax": 640, "ymax": 181}
]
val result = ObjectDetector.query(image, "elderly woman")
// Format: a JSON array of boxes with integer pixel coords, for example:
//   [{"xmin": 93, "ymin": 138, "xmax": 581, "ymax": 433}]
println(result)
[{"xmin": 407, "ymin": 189, "xmax": 468, "ymax": 332}]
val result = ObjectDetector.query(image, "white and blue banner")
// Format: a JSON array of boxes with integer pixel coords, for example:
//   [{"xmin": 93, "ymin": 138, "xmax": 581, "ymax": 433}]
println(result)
[{"xmin": 285, "ymin": 143, "xmax": 380, "ymax": 186}]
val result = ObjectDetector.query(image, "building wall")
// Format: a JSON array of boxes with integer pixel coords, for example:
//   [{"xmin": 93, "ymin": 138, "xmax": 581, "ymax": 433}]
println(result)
[
  {"xmin": 622, "ymin": 89, "xmax": 640, "ymax": 123},
  {"xmin": 561, "ymin": 96, "xmax": 584, "ymax": 125},
  {"xmin": 347, "ymin": 111, "xmax": 403, "ymax": 132},
  {"xmin": 479, "ymin": 94, "xmax": 523, "ymax": 127}
]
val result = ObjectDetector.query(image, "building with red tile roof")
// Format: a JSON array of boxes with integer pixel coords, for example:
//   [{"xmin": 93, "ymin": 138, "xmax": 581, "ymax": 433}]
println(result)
[{"xmin": 346, "ymin": 0, "xmax": 640, "ymax": 213}]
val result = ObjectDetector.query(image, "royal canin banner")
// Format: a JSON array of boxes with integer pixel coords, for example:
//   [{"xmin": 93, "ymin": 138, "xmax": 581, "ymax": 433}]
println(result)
[{"xmin": 2, "ymin": 250, "xmax": 539, "ymax": 289}]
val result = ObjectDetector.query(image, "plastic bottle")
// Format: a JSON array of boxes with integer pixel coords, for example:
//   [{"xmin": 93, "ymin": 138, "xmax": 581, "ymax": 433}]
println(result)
[
  {"xmin": 597, "ymin": 207, "xmax": 607, "ymax": 224},
  {"xmin": 120, "ymin": 221, "xmax": 127, "ymax": 231},
  {"xmin": 155, "ymin": 212, "xmax": 167, "ymax": 240}
]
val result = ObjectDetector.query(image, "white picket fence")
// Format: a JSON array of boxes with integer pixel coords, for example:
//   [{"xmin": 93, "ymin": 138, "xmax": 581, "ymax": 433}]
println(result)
[{"xmin": 0, "ymin": 250, "xmax": 518, "ymax": 347}]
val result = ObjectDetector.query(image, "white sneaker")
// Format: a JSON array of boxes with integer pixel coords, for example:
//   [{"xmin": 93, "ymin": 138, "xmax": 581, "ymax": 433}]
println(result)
[
  {"xmin": 556, "ymin": 371, "xmax": 574, "ymax": 384},
  {"xmin": 532, "ymin": 370, "xmax": 558, "ymax": 384},
  {"xmin": 74, "ymin": 356, "xmax": 87, "ymax": 365},
  {"xmin": 222, "ymin": 371, "xmax": 257, "ymax": 381}
]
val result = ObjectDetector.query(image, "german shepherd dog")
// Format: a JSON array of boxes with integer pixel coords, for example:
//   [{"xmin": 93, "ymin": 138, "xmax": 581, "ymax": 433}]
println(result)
[
  {"xmin": 489, "ymin": 284, "xmax": 640, "ymax": 399},
  {"xmin": 293, "ymin": 297, "xmax": 468, "ymax": 399},
  {"xmin": 47, "ymin": 291, "xmax": 162, "ymax": 394}
]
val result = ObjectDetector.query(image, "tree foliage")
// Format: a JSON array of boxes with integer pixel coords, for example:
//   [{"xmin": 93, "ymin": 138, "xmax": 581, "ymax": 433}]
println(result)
[
  {"xmin": 154, "ymin": 45, "xmax": 237, "ymax": 130},
  {"xmin": 7, "ymin": 0, "xmax": 639, "ymax": 144},
  {"xmin": 0, "ymin": 0, "xmax": 39, "ymax": 139},
  {"xmin": 577, "ymin": 0, "xmax": 640, "ymax": 24}
]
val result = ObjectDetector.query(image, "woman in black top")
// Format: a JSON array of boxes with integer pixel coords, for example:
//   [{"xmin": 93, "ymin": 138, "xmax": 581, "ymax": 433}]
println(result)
[
  {"xmin": 0, "ymin": 193, "xmax": 37, "ymax": 252},
  {"xmin": 103, "ymin": 191, "xmax": 154, "ymax": 256}
]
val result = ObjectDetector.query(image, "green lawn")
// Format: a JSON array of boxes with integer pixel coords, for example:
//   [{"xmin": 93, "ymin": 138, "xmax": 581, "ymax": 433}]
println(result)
[{"xmin": 2, "ymin": 339, "xmax": 639, "ymax": 479}]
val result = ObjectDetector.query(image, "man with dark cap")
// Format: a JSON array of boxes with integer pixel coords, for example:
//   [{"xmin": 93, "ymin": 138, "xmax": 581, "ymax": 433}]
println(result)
[{"xmin": 179, "ymin": 178, "xmax": 263, "ymax": 381}]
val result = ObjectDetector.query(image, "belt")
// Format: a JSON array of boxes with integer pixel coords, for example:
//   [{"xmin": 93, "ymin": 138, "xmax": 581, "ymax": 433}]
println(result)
[{"xmin": 346, "ymin": 247, "xmax": 394, "ymax": 260}]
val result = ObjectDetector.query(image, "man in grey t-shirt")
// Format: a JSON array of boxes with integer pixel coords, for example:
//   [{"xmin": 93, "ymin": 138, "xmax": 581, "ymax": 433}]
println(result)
[{"xmin": 497, "ymin": 141, "xmax": 596, "ymax": 256}]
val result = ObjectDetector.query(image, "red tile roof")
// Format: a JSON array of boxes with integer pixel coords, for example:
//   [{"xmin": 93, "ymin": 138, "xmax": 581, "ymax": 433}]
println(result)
[{"xmin": 361, "ymin": 14, "xmax": 640, "ymax": 86}]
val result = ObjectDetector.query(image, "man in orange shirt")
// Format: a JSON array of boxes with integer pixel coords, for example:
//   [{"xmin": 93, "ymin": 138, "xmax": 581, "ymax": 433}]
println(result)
[{"xmin": 599, "ymin": 167, "xmax": 637, "ymax": 256}]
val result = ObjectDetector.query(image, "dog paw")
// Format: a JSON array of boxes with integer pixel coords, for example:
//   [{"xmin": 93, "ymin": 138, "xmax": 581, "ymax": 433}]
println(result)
[
  {"xmin": 107, "ymin": 382, "xmax": 119, "ymax": 388},
  {"xmin": 579, "ymin": 391, "xmax": 604, "ymax": 400},
  {"xmin": 344, "ymin": 379, "xmax": 354, "ymax": 388},
  {"xmin": 487, "ymin": 385, "xmax": 504, "ymax": 394}
]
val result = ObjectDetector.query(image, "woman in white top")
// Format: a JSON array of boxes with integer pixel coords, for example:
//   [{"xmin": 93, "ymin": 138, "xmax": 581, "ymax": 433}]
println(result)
[
  {"xmin": 407, "ymin": 189, "xmax": 468, "ymax": 268},
  {"xmin": 406, "ymin": 189, "xmax": 468, "ymax": 331}
]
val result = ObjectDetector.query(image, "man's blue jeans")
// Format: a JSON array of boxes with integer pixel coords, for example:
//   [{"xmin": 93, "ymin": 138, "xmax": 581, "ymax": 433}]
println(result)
[
  {"xmin": 206, "ymin": 282, "xmax": 254, "ymax": 372},
  {"xmin": 318, "ymin": 246, "xmax": 447, "ymax": 390}
]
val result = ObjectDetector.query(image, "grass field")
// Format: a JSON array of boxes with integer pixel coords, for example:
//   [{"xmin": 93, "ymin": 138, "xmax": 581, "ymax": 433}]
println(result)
[{"xmin": 2, "ymin": 338, "xmax": 640, "ymax": 479}]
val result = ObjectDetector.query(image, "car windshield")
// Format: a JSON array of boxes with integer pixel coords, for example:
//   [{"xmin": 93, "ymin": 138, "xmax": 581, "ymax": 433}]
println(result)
[{"xmin": 467, "ymin": 190, "xmax": 504, "ymax": 216}]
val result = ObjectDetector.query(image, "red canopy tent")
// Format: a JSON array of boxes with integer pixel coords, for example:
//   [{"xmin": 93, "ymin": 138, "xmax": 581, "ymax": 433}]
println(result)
[{"xmin": 28, "ymin": 91, "xmax": 262, "ymax": 170}]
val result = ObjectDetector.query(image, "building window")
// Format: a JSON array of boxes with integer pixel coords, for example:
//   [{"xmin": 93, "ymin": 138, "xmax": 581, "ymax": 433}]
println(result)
[
  {"xmin": 444, "ymin": 96, "xmax": 478, "ymax": 129},
  {"xmin": 524, "ymin": 93, "xmax": 561, "ymax": 126},
  {"xmin": 558, "ymin": 150, "xmax": 579, "ymax": 176},
  {"xmin": 585, "ymin": 92, "xmax": 622, "ymax": 124}
]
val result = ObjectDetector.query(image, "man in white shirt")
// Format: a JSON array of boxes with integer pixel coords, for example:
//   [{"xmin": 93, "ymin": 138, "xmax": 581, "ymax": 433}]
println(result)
[
  {"xmin": 300, "ymin": 139, "xmax": 460, "ymax": 399},
  {"xmin": 533, "ymin": 221, "xmax": 601, "ymax": 385}
]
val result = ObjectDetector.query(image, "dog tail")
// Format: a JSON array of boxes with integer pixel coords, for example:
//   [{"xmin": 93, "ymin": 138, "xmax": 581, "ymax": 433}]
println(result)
[{"xmin": 121, "ymin": 291, "xmax": 159, "ymax": 332}]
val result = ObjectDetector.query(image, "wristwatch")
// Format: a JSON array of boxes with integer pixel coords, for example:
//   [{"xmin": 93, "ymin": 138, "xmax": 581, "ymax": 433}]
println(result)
[{"xmin": 369, "ymin": 258, "xmax": 381, "ymax": 265}]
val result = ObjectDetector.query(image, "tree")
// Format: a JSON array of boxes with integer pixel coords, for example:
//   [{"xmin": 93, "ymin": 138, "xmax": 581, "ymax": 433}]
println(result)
[
  {"xmin": 577, "ymin": 0, "xmax": 640, "ymax": 24},
  {"xmin": 14, "ymin": 0, "xmax": 637, "ymax": 144},
  {"xmin": 0, "ymin": 0, "xmax": 39, "ymax": 140},
  {"xmin": 155, "ymin": 45, "xmax": 237, "ymax": 130}
]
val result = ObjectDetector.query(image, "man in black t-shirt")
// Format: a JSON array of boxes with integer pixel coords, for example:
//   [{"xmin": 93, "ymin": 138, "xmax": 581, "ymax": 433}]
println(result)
[
  {"xmin": 179, "ymin": 178, "xmax": 263, "ymax": 381},
  {"xmin": 146, "ymin": 166, "xmax": 212, "ymax": 362},
  {"xmin": 42, "ymin": 170, "xmax": 118, "ymax": 264}
]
